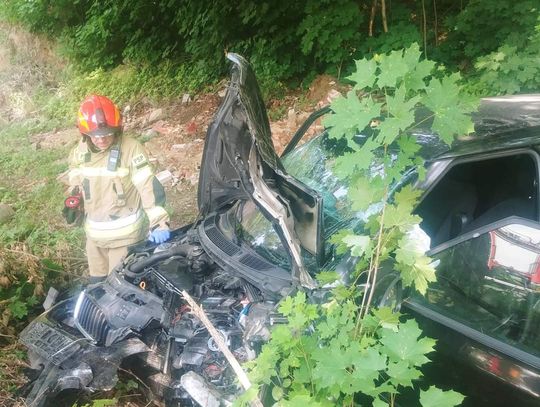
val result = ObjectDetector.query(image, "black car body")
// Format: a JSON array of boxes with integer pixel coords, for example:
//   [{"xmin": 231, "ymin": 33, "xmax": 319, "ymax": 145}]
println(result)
[{"xmin": 19, "ymin": 55, "xmax": 540, "ymax": 406}]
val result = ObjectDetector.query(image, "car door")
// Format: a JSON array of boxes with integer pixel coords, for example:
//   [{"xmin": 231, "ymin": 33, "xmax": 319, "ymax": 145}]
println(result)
[{"xmin": 407, "ymin": 149, "xmax": 540, "ymax": 406}]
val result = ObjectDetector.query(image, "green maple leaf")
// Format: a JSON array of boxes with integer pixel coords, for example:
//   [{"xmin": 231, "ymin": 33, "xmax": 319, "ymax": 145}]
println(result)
[
  {"xmin": 420, "ymin": 386, "xmax": 466, "ymax": 407},
  {"xmin": 324, "ymin": 91, "xmax": 381, "ymax": 142},
  {"xmin": 377, "ymin": 49, "xmax": 409, "ymax": 88},
  {"xmin": 317, "ymin": 318, "xmax": 339, "ymax": 340},
  {"xmin": 271, "ymin": 325, "xmax": 294, "ymax": 347},
  {"xmin": 330, "ymin": 228, "xmax": 355, "ymax": 255},
  {"xmin": 373, "ymin": 398, "xmax": 391, "ymax": 407},
  {"xmin": 397, "ymin": 254, "xmax": 437, "ymax": 295},
  {"xmin": 279, "ymin": 295, "xmax": 296, "ymax": 316},
  {"xmin": 423, "ymin": 73, "xmax": 476, "ymax": 144},
  {"xmin": 387, "ymin": 85, "xmax": 421, "ymax": 125},
  {"xmin": 371, "ymin": 306, "xmax": 401, "ymax": 331},
  {"xmin": 431, "ymin": 107, "xmax": 475, "ymax": 145},
  {"xmin": 333, "ymin": 138, "xmax": 377, "ymax": 178},
  {"xmin": 316, "ymin": 271, "xmax": 340, "ymax": 285},
  {"xmin": 395, "ymin": 236, "xmax": 422, "ymax": 266},
  {"xmin": 500, "ymin": 78, "xmax": 521, "ymax": 94},
  {"xmin": 282, "ymin": 395, "xmax": 331, "ymax": 407},
  {"xmin": 394, "ymin": 185, "xmax": 422, "ymax": 208},
  {"xmin": 347, "ymin": 57, "xmax": 378, "ymax": 90},
  {"xmin": 376, "ymin": 117, "xmax": 403, "ymax": 145},
  {"xmin": 350, "ymin": 346, "xmax": 388, "ymax": 375},
  {"xmin": 402, "ymin": 42, "xmax": 422, "ymax": 69},
  {"xmin": 387, "ymin": 155, "xmax": 415, "ymax": 183},
  {"xmin": 351, "ymin": 132, "xmax": 379, "ymax": 153},
  {"xmin": 404, "ymin": 59, "xmax": 435, "ymax": 91},
  {"xmin": 384, "ymin": 203, "xmax": 420, "ymax": 231},
  {"xmin": 312, "ymin": 347, "xmax": 351, "ymax": 388},
  {"xmin": 280, "ymin": 354, "xmax": 301, "ymax": 376},
  {"xmin": 377, "ymin": 86, "xmax": 420, "ymax": 144},
  {"xmin": 294, "ymin": 359, "xmax": 313, "ymax": 384},
  {"xmin": 397, "ymin": 135, "xmax": 421, "ymax": 157},
  {"xmin": 334, "ymin": 345, "xmax": 387, "ymax": 395},
  {"xmin": 503, "ymin": 53, "xmax": 523, "ymax": 73},
  {"xmin": 387, "ymin": 360, "xmax": 422, "ymax": 388},
  {"xmin": 380, "ymin": 319, "xmax": 436, "ymax": 367},
  {"xmin": 349, "ymin": 176, "xmax": 384, "ymax": 211},
  {"xmin": 342, "ymin": 234, "xmax": 371, "ymax": 257},
  {"xmin": 334, "ymin": 153, "xmax": 361, "ymax": 179},
  {"xmin": 248, "ymin": 345, "xmax": 280, "ymax": 383},
  {"xmin": 304, "ymin": 302, "xmax": 319, "ymax": 321},
  {"xmin": 423, "ymin": 75, "xmax": 459, "ymax": 112}
]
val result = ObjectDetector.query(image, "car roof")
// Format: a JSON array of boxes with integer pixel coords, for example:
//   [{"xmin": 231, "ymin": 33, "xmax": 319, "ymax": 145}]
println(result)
[{"xmin": 416, "ymin": 94, "xmax": 540, "ymax": 162}]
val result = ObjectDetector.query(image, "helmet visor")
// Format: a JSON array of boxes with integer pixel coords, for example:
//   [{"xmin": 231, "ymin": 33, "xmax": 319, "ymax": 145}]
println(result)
[{"xmin": 86, "ymin": 127, "xmax": 120, "ymax": 137}]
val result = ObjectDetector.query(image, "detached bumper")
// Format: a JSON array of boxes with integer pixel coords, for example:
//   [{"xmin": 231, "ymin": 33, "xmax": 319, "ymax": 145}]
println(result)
[{"xmin": 20, "ymin": 309, "xmax": 148, "ymax": 407}]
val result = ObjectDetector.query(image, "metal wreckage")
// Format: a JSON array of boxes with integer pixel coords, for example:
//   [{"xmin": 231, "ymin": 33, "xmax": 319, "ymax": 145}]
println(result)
[
  {"xmin": 19, "ymin": 52, "xmax": 540, "ymax": 407},
  {"xmin": 20, "ymin": 53, "xmax": 325, "ymax": 406}
]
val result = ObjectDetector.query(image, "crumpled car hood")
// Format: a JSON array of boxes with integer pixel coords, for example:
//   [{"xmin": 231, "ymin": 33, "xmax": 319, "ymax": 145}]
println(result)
[{"xmin": 197, "ymin": 53, "xmax": 322, "ymax": 288}]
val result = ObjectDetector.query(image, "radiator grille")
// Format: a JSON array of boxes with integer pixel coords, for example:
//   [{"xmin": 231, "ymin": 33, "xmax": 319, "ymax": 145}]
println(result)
[{"xmin": 75, "ymin": 293, "xmax": 110, "ymax": 345}]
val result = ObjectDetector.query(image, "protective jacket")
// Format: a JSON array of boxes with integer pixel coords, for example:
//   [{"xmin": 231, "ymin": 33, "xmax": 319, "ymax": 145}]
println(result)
[{"xmin": 68, "ymin": 135, "xmax": 168, "ymax": 248}]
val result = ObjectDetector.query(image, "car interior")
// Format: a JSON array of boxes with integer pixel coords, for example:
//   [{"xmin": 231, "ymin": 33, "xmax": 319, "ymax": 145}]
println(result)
[
  {"xmin": 410, "ymin": 152, "xmax": 540, "ymax": 361},
  {"xmin": 416, "ymin": 152, "xmax": 539, "ymax": 248}
]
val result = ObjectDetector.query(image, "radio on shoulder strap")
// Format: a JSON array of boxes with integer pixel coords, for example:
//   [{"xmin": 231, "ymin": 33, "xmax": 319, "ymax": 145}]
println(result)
[{"xmin": 107, "ymin": 144, "xmax": 121, "ymax": 172}]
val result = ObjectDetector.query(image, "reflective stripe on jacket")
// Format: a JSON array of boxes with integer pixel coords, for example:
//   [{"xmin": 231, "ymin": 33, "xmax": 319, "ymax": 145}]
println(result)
[{"xmin": 68, "ymin": 135, "xmax": 169, "ymax": 248}]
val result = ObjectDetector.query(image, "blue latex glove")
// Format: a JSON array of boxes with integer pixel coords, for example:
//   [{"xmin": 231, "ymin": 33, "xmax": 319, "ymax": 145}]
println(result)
[{"xmin": 148, "ymin": 227, "xmax": 171, "ymax": 244}]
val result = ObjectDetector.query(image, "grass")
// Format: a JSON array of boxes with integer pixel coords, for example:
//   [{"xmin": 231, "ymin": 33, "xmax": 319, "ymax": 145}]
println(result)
[{"xmin": 0, "ymin": 117, "xmax": 87, "ymax": 405}]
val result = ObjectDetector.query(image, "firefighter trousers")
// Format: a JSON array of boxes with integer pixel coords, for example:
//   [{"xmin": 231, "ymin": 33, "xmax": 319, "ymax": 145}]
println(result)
[{"xmin": 86, "ymin": 239, "xmax": 129, "ymax": 277}]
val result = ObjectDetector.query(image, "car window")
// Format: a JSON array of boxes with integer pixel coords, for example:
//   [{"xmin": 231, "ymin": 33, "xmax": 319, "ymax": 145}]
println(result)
[
  {"xmin": 234, "ymin": 200, "xmax": 291, "ymax": 269},
  {"xmin": 282, "ymin": 133, "xmax": 355, "ymax": 237},
  {"xmin": 232, "ymin": 134, "xmax": 363, "ymax": 274},
  {"xmin": 410, "ymin": 222, "xmax": 540, "ymax": 359},
  {"xmin": 416, "ymin": 152, "xmax": 539, "ymax": 248}
]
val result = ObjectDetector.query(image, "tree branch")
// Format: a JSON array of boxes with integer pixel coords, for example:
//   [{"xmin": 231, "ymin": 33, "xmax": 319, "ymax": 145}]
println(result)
[{"xmin": 182, "ymin": 290, "xmax": 264, "ymax": 407}]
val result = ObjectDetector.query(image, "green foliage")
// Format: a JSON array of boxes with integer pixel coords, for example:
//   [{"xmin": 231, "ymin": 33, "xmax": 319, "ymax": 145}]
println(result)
[
  {"xmin": 241, "ymin": 293, "xmax": 440, "ymax": 406},
  {"xmin": 325, "ymin": 44, "xmax": 477, "ymax": 295},
  {"xmin": 442, "ymin": 0, "xmax": 539, "ymax": 63},
  {"xmin": 467, "ymin": 17, "xmax": 540, "ymax": 95},
  {"xmin": 3, "ymin": 0, "xmax": 540, "ymax": 96},
  {"xmin": 420, "ymin": 387, "xmax": 466, "ymax": 407},
  {"xmin": 242, "ymin": 44, "xmax": 474, "ymax": 407},
  {"xmin": 77, "ymin": 399, "xmax": 117, "ymax": 407},
  {"xmin": 0, "ymin": 0, "xmax": 85, "ymax": 35},
  {"xmin": 360, "ymin": 22, "xmax": 422, "ymax": 57},
  {"xmin": 298, "ymin": 0, "xmax": 364, "ymax": 71},
  {"xmin": 0, "ymin": 119, "xmax": 84, "ymax": 335}
]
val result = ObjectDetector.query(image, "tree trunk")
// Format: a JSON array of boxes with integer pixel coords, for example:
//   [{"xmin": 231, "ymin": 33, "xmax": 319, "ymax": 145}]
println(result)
[
  {"xmin": 369, "ymin": 0, "xmax": 378, "ymax": 37},
  {"xmin": 421, "ymin": 0, "xmax": 427, "ymax": 58},
  {"xmin": 381, "ymin": 0, "xmax": 388, "ymax": 33},
  {"xmin": 433, "ymin": 0, "xmax": 438, "ymax": 46}
]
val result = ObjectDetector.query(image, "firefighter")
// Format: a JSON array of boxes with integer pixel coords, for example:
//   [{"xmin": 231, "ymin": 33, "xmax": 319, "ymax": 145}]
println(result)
[{"xmin": 66, "ymin": 95, "xmax": 170, "ymax": 283}]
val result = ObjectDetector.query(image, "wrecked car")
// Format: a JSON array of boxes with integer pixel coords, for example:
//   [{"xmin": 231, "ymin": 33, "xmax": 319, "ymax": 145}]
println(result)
[
  {"xmin": 20, "ymin": 53, "xmax": 540, "ymax": 407},
  {"xmin": 20, "ymin": 53, "xmax": 325, "ymax": 407}
]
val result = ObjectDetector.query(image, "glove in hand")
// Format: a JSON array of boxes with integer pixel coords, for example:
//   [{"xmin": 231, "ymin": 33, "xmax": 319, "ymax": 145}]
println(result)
[{"xmin": 148, "ymin": 227, "xmax": 171, "ymax": 244}]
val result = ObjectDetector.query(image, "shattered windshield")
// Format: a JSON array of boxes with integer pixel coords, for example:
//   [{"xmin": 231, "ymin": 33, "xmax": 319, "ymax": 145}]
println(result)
[{"xmin": 232, "ymin": 133, "xmax": 360, "ymax": 273}]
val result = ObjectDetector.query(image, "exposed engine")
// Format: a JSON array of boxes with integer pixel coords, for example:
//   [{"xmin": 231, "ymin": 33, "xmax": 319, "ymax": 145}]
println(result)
[
  {"xmin": 19, "ymin": 53, "xmax": 309, "ymax": 407},
  {"xmin": 20, "ymin": 230, "xmax": 278, "ymax": 406}
]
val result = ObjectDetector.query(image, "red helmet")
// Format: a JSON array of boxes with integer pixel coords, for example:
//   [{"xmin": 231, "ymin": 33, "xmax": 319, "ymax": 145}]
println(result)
[{"xmin": 77, "ymin": 95, "xmax": 122, "ymax": 136}]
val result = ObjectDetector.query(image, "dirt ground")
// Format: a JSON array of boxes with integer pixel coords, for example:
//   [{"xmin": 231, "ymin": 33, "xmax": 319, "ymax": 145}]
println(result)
[
  {"xmin": 0, "ymin": 23, "xmax": 350, "ymax": 407},
  {"xmin": 1, "ymin": 22, "xmax": 345, "ymax": 229},
  {"xmin": 35, "ymin": 76, "xmax": 343, "ymax": 228}
]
